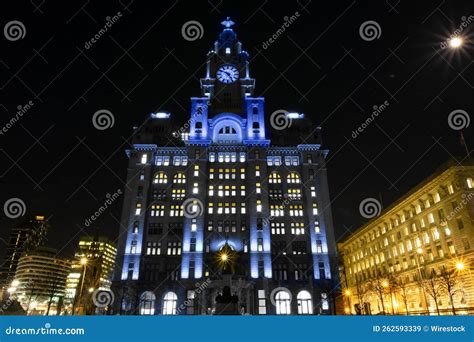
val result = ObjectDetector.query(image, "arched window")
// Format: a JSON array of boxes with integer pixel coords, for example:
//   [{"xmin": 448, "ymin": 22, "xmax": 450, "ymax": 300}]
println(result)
[
  {"xmin": 195, "ymin": 122, "xmax": 203, "ymax": 129},
  {"xmin": 218, "ymin": 126, "xmax": 237, "ymax": 134},
  {"xmin": 173, "ymin": 172, "xmax": 186, "ymax": 184},
  {"xmin": 139, "ymin": 291, "xmax": 156, "ymax": 315},
  {"xmin": 287, "ymin": 172, "xmax": 300, "ymax": 184},
  {"xmin": 269, "ymin": 172, "xmax": 281, "ymax": 184},
  {"xmin": 154, "ymin": 172, "xmax": 167, "ymax": 184},
  {"xmin": 275, "ymin": 291, "xmax": 291, "ymax": 315},
  {"xmin": 297, "ymin": 290, "xmax": 313, "ymax": 314},
  {"xmin": 162, "ymin": 291, "xmax": 178, "ymax": 315}
]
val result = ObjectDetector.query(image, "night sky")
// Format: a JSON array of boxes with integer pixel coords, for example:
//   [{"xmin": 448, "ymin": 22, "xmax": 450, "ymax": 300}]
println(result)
[{"xmin": 0, "ymin": 0, "xmax": 472, "ymax": 259}]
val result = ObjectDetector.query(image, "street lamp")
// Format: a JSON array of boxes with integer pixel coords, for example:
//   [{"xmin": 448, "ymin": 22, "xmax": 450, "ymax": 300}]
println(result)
[
  {"xmin": 455, "ymin": 261, "xmax": 465, "ymax": 271},
  {"xmin": 73, "ymin": 257, "xmax": 88, "ymax": 315},
  {"xmin": 449, "ymin": 37, "xmax": 463, "ymax": 48}
]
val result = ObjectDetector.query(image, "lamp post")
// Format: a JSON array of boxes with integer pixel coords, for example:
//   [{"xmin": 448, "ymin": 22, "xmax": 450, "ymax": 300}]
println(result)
[
  {"xmin": 73, "ymin": 257, "xmax": 88, "ymax": 315},
  {"xmin": 344, "ymin": 289, "xmax": 352, "ymax": 315}
]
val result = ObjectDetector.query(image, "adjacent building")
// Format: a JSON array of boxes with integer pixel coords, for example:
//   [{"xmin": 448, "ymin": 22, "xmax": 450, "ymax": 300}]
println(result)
[
  {"xmin": 65, "ymin": 236, "xmax": 117, "ymax": 314},
  {"xmin": 339, "ymin": 160, "xmax": 474, "ymax": 315},
  {"xmin": 12, "ymin": 247, "xmax": 70, "ymax": 315},
  {"xmin": 0, "ymin": 215, "xmax": 49, "ymax": 292},
  {"xmin": 112, "ymin": 18, "xmax": 338, "ymax": 315}
]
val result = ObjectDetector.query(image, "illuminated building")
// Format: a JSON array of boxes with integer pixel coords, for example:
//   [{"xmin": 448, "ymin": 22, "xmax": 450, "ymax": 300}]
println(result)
[
  {"xmin": 0, "ymin": 215, "xmax": 48, "ymax": 292},
  {"xmin": 112, "ymin": 18, "xmax": 338, "ymax": 315},
  {"xmin": 12, "ymin": 247, "xmax": 70, "ymax": 315},
  {"xmin": 65, "ymin": 236, "xmax": 116, "ymax": 314},
  {"xmin": 339, "ymin": 160, "xmax": 474, "ymax": 315}
]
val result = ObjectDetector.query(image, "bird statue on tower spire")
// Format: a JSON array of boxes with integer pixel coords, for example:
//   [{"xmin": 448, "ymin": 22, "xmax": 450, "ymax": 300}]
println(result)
[{"xmin": 221, "ymin": 17, "xmax": 235, "ymax": 28}]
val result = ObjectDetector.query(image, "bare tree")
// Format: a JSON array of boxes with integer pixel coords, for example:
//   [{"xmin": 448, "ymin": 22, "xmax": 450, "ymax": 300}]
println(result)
[
  {"xmin": 354, "ymin": 275, "xmax": 370, "ymax": 315},
  {"xmin": 45, "ymin": 276, "xmax": 64, "ymax": 316},
  {"xmin": 369, "ymin": 269, "xmax": 388, "ymax": 315},
  {"xmin": 418, "ymin": 269, "xmax": 443, "ymax": 315},
  {"xmin": 439, "ymin": 265, "xmax": 461, "ymax": 315},
  {"xmin": 396, "ymin": 278, "xmax": 411, "ymax": 315}
]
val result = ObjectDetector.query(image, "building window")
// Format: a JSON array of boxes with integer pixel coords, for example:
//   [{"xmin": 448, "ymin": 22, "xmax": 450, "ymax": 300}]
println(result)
[
  {"xmin": 150, "ymin": 204, "xmax": 165, "ymax": 217},
  {"xmin": 271, "ymin": 222, "xmax": 285, "ymax": 235},
  {"xmin": 297, "ymin": 291, "xmax": 313, "ymax": 315},
  {"xmin": 312, "ymin": 203, "xmax": 318, "ymax": 215},
  {"xmin": 310, "ymin": 186, "xmax": 316, "ymax": 197},
  {"xmin": 314, "ymin": 221, "xmax": 320, "ymax": 234},
  {"xmin": 239, "ymin": 152, "xmax": 246, "ymax": 162},
  {"xmin": 135, "ymin": 203, "xmax": 142, "ymax": 215},
  {"xmin": 167, "ymin": 242, "xmax": 182, "ymax": 255},
  {"xmin": 162, "ymin": 292, "xmax": 178, "ymax": 315},
  {"xmin": 173, "ymin": 172, "xmax": 186, "ymax": 184},
  {"xmin": 190, "ymin": 238, "xmax": 196, "ymax": 252},
  {"xmin": 139, "ymin": 291, "xmax": 156, "ymax": 315},
  {"xmin": 467, "ymin": 177, "xmax": 473, "ymax": 189},
  {"xmin": 141, "ymin": 153, "xmax": 148, "ymax": 164},
  {"xmin": 139, "ymin": 170, "xmax": 145, "ymax": 180},
  {"xmin": 289, "ymin": 204, "xmax": 303, "ymax": 216},
  {"xmin": 132, "ymin": 221, "xmax": 139, "ymax": 234},
  {"xmin": 154, "ymin": 172, "xmax": 168, "ymax": 184},
  {"xmin": 209, "ymin": 153, "xmax": 216, "ymax": 162},
  {"xmin": 156, "ymin": 156, "xmax": 170, "ymax": 166},
  {"xmin": 291, "ymin": 222, "xmax": 305, "ymax": 235},
  {"xmin": 173, "ymin": 156, "xmax": 188, "ymax": 166},
  {"xmin": 256, "ymin": 200, "xmax": 262, "ymax": 213},
  {"xmin": 287, "ymin": 172, "xmax": 300, "ymax": 183},
  {"xmin": 269, "ymin": 172, "xmax": 281, "ymax": 184},
  {"xmin": 194, "ymin": 165, "xmax": 199, "ymax": 177},
  {"xmin": 258, "ymin": 290, "xmax": 267, "ymax": 314},
  {"xmin": 275, "ymin": 291, "xmax": 291, "ymax": 315},
  {"xmin": 257, "ymin": 238, "xmax": 263, "ymax": 252},
  {"xmin": 192, "ymin": 182, "xmax": 199, "ymax": 194}
]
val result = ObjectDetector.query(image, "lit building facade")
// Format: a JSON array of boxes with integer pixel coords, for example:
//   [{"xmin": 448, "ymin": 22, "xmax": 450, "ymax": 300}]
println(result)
[
  {"xmin": 12, "ymin": 247, "xmax": 70, "ymax": 315},
  {"xmin": 113, "ymin": 19, "xmax": 338, "ymax": 315},
  {"xmin": 65, "ymin": 236, "xmax": 117, "ymax": 313},
  {"xmin": 0, "ymin": 215, "xmax": 48, "ymax": 292},
  {"xmin": 339, "ymin": 161, "xmax": 474, "ymax": 315}
]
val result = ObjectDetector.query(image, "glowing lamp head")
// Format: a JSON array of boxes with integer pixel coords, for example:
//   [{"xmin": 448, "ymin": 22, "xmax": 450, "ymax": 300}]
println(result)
[
  {"xmin": 344, "ymin": 289, "xmax": 351, "ymax": 296},
  {"xmin": 382, "ymin": 280, "xmax": 389, "ymax": 288},
  {"xmin": 80, "ymin": 257, "xmax": 87, "ymax": 265},
  {"xmin": 456, "ymin": 262, "xmax": 465, "ymax": 271},
  {"xmin": 416, "ymin": 248, "xmax": 423, "ymax": 254},
  {"xmin": 449, "ymin": 37, "xmax": 463, "ymax": 48},
  {"xmin": 220, "ymin": 253, "xmax": 228, "ymax": 262},
  {"xmin": 11, "ymin": 280, "xmax": 20, "ymax": 287}
]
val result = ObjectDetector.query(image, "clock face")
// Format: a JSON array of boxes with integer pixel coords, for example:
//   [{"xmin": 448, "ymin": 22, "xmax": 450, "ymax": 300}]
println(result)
[{"xmin": 217, "ymin": 65, "xmax": 239, "ymax": 84}]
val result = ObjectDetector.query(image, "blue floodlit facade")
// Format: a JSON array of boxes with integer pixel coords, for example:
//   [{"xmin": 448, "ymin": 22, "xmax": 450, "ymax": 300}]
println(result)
[{"xmin": 113, "ymin": 19, "xmax": 338, "ymax": 315}]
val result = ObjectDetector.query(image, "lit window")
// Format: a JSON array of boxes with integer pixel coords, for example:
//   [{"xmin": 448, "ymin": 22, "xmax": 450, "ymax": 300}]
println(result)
[
  {"xmin": 239, "ymin": 152, "xmax": 246, "ymax": 162},
  {"xmin": 258, "ymin": 290, "xmax": 267, "ymax": 314},
  {"xmin": 150, "ymin": 204, "xmax": 165, "ymax": 217},
  {"xmin": 209, "ymin": 153, "xmax": 216, "ymax": 162},
  {"xmin": 241, "ymin": 203, "xmax": 246, "ymax": 214},
  {"xmin": 256, "ymin": 200, "xmax": 262, "ymax": 213},
  {"xmin": 194, "ymin": 165, "xmax": 199, "ymax": 177},
  {"xmin": 208, "ymin": 203, "xmax": 214, "ymax": 214},
  {"xmin": 240, "ymin": 185, "xmax": 246, "ymax": 196},
  {"xmin": 448, "ymin": 184, "xmax": 454, "ymax": 194},
  {"xmin": 297, "ymin": 291, "xmax": 313, "ymax": 315},
  {"xmin": 191, "ymin": 219, "xmax": 197, "ymax": 232},
  {"xmin": 269, "ymin": 172, "xmax": 281, "ymax": 184},
  {"xmin": 139, "ymin": 291, "xmax": 156, "ymax": 315},
  {"xmin": 135, "ymin": 203, "xmax": 142, "ymax": 215},
  {"xmin": 310, "ymin": 186, "xmax": 316, "ymax": 197},
  {"xmin": 192, "ymin": 182, "xmax": 199, "ymax": 194},
  {"xmin": 467, "ymin": 178, "xmax": 473, "ymax": 189},
  {"xmin": 154, "ymin": 172, "xmax": 168, "ymax": 184},
  {"xmin": 141, "ymin": 154, "xmax": 148, "ymax": 164},
  {"xmin": 287, "ymin": 172, "xmax": 300, "ymax": 184},
  {"xmin": 428, "ymin": 213, "xmax": 435, "ymax": 224},
  {"xmin": 445, "ymin": 227, "xmax": 451, "ymax": 236},
  {"xmin": 255, "ymin": 165, "xmax": 260, "ymax": 177},
  {"xmin": 208, "ymin": 185, "xmax": 214, "ymax": 196},
  {"xmin": 275, "ymin": 291, "xmax": 291, "ymax": 315},
  {"xmin": 162, "ymin": 292, "xmax": 177, "ymax": 315},
  {"xmin": 173, "ymin": 172, "xmax": 186, "ymax": 184},
  {"xmin": 312, "ymin": 203, "xmax": 318, "ymax": 215},
  {"xmin": 256, "ymin": 183, "xmax": 261, "ymax": 194}
]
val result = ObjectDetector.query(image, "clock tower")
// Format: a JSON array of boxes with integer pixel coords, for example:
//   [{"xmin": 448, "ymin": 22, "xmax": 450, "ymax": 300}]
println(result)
[{"xmin": 201, "ymin": 18, "xmax": 255, "ymax": 116}]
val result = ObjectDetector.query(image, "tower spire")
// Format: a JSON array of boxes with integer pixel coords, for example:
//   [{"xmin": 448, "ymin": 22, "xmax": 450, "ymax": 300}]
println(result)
[{"xmin": 221, "ymin": 17, "xmax": 235, "ymax": 29}]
